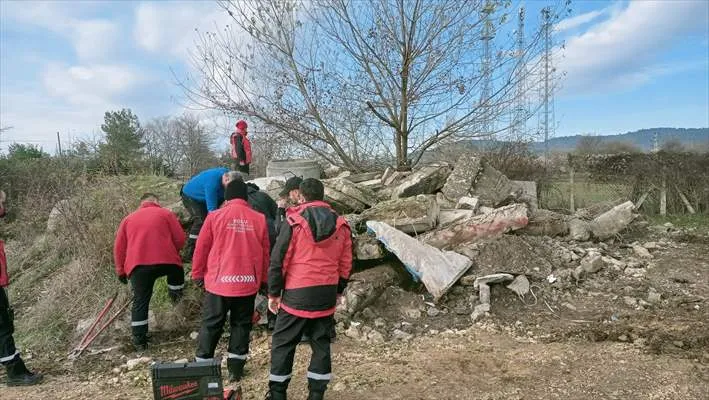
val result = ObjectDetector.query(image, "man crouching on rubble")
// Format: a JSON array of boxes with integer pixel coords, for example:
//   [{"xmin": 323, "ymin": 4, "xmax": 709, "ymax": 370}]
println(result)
[
  {"xmin": 265, "ymin": 178, "xmax": 353, "ymax": 400},
  {"xmin": 0, "ymin": 190, "xmax": 43, "ymax": 386}
]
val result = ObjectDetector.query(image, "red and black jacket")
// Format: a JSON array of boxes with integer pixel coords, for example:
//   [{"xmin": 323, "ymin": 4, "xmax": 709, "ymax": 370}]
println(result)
[
  {"xmin": 230, "ymin": 131, "xmax": 252, "ymax": 165},
  {"xmin": 0, "ymin": 203, "xmax": 7, "ymax": 287},
  {"xmin": 268, "ymin": 201, "xmax": 353, "ymax": 318}
]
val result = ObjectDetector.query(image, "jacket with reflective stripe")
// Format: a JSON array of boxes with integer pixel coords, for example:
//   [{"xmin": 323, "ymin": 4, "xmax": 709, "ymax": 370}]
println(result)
[
  {"xmin": 191, "ymin": 199, "xmax": 270, "ymax": 297},
  {"xmin": 268, "ymin": 201, "xmax": 353, "ymax": 318}
]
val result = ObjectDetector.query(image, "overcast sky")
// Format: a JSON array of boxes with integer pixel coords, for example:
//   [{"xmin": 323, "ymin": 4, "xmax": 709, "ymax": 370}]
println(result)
[{"xmin": 1, "ymin": 0, "xmax": 708, "ymax": 153}]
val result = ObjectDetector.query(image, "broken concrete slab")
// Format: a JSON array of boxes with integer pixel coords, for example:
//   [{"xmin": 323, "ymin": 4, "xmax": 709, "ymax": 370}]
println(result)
[
  {"xmin": 473, "ymin": 273, "xmax": 514, "ymax": 289},
  {"xmin": 438, "ymin": 209, "xmax": 476, "ymax": 228},
  {"xmin": 382, "ymin": 170, "xmax": 411, "ymax": 187},
  {"xmin": 580, "ymin": 252, "xmax": 605, "ymax": 274},
  {"xmin": 358, "ymin": 178, "xmax": 383, "ymax": 191},
  {"xmin": 367, "ymin": 221, "xmax": 473, "ymax": 300},
  {"xmin": 422, "ymin": 203, "xmax": 528, "ymax": 249},
  {"xmin": 345, "ymin": 171, "xmax": 383, "ymax": 183},
  {"xmin": 518, "ymin": 209, "xmax": 569, "ymax": 237},
  {"xmin": 589, "ymin": 201, "xmax": 636, "ymax": 240},
  {"xmin": 391, "ymin": 163, "xmax": 452, "ymax": 199},
  {"xmin": 360, "ymin": 195, "xmax": 439, "ymax": 235},
  {"xmin": 323, "ymin": 178, "xmax": 377, "ymax": 207},
  {"xmin": 381, "ymin": 167, "xmax": 394, "ymax": 185},
  {"xmin": 511, "ymin": 180, "xmax": 538, "ymax": 213},
  {"xmin": 470, "ymin": 161, "xmax": 520, "ymax": 207},
  {"xmin": 506, "ymin": 275, "xmax": 530, "ymax": 297},
  {"xmin": 574, "ymin": 198, "xmax": 627, "ymax": 220},
  {"xmin": 568, "ymin": 218, "xmax": 591, "ymax": 241},
  {"xmin": 456, "ymin": 196, "xmax": 479, "ymax": 211},
  {"xmin": 471, "ymin": 303, "xmax": 490, "ymax": 322},
  {"xmin": 343, "ymin": 213, "xmax": 365, "ymax": 233},
  {"xmin": 354, "ymin": 234, "xmax": 386, "ymax": 261},
  {"xmin": 441, "ymin": 154, "xmax": 482, "ymax": 201},
  {"xmin": 337, "ymin": 264, "xmax": 405, "ymax": 317}
]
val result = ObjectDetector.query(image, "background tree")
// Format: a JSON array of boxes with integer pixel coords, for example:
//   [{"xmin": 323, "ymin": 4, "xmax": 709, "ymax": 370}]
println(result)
[
  {"xmin": 660, "ymin": 139, "xmax": 685, "ymax": 153},
  {"xmin": 98, "ymin": 109, "xmax": 144, "ymax": 174},
  {"xmin": 574, "ymin": 135, "xmax": 603, "ymax": 155},
  {"xmin": 184, "ymin": 0, "xmax": 568, "ymax": 170},
  {"xmin": 6, "ymin": 143, "xmax": 49, "ymax": 160},
  {"xmin": 603, "ymin": 140, "xmax": 640, "ymax": 154}
]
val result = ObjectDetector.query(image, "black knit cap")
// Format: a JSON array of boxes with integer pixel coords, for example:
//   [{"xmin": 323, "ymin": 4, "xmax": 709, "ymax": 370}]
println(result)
[
  {"xmin": 225, "ymin": 178, "xmax": 248, "ymax": 201},
  {"xmin": 279, "ymin": 176, "xmax": 303, "ymax": 198}
]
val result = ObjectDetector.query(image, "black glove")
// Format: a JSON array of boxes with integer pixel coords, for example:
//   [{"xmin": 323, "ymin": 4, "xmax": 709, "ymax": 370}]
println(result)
[
  {"xmin": 118, "ymin": 275, "xmax": 128, "ymax": 285},
  {"xmin": 194, "ymin": 279, "xmax": 204, "ymax": 288}
]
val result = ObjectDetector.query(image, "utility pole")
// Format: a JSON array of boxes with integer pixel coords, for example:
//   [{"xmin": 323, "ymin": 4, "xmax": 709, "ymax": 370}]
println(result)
[{"xmin": 56, "ymin": 131, "xmax": 63, "ymax": 157}]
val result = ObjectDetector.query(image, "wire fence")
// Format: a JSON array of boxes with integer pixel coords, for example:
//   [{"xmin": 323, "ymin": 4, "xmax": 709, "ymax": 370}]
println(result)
[{"xmin": 538, "ymin": 153, "xmax": 709, "ymax": 216}]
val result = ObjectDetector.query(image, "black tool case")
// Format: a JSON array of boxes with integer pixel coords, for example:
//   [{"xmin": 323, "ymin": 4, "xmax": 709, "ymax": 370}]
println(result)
[{"xmin": 151, "ymin": 359, "xmax": 224, "ymax": 400}]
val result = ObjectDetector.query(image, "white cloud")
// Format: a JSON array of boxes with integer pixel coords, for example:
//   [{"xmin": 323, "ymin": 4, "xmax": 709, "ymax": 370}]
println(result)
[
  {"xmin": 557, "ymin": 0, "xmax": 709, "ymax": 94},
  {"xmin": 134, "ymin": 1, "xmax": 228, "ymax": 60},
  {"xmin": 2, "ymin": 1, "xmax": 120, "ymax": 62},
  {"xmin": 42, "ymin": 63, "xmax": 143, "ymax": 106},
  {"xmin": 555, "ymin": 8, "xmax": 607, "ymax": 33}
]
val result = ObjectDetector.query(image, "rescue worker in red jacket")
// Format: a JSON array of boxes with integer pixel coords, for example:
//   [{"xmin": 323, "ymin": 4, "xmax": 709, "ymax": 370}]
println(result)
[
  {"xmin": 114, "ymin": 193, "xmax": 186, "ymax": 351},
  {"xmin": 192, "ymin": 178, "xmax": 270, "ymax": 382},
  {"xmin": 0, "ymin": 190, "xmax": 43, "ymax": 386},
  {"xmin": 230, "ymin": 120, "xmax": 252, "ymax": 177},
  {"xmin": 266, "ymin": 178, "xmax": 353, "ymax": 400}
]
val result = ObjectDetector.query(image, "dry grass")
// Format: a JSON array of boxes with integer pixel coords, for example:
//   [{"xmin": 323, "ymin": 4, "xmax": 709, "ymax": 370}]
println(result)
[{"xmin": 7, "ymin": 175, "xmax": 193, "ymax": 352}]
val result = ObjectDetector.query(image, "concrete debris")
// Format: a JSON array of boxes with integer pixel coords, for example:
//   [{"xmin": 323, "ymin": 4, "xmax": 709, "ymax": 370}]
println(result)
[
  {"xmin": 643, "ymin": 242, "xmax": 659, "ymax": 250},
  {"xmin": 404, "ymin": 308, "xmax": 422, "ymax": 319},
  {"xmin": 568, "ymin": 218, "xmax": 591, "ymax": 241},
  {"xmin": 456, "ymin": 196, "xmax": 479, "ymax": 211},
  {"xmin": 632, "ymin": 245, "xmax": 653, "ymax": 259},
  {"xmin": 574, "ymin": 198, "xmax": 627, "ymax": 221},
  {"xmin": 580, "ymin": 252, "xmax": 605, "ymax": 274},
  {"xmin": 471, "ymin": 303, "xmax": 490, "ymax": 322},
  {"xmin": 345, "ymin": 322, "xmax": 362, "ymax": 340},
  {"xmin": 391, "ymin": 163, "xmax": 452, "ymax": 199},
  {"xmin": 459, "ymin": 274, "xmax": 476, "ymax": 286},
  {"xmin": 436, "ymin": 193, "xmax": 457, "ymax": 209},
  {"xmin": 367, "ymin": 221, "xmax": 473, "ymax": 300},
  {"xmin": 380, "ymin": 167, "xmax": 394, "ymax": 185},
  {"xmin": 382, "ymin": 170, "xmax": 411, "ymax": 187},
  {"xmin": 353, "ymin": 234, "xmax": 385, "ymax": 261},
  {"xmin": 506, "ymin": 275, "xmax": 530, "ymax": 297},
  {"xmin": 338, "ymin": 264, "xmax": 404, "ymax": 317},
  {"xmin": 589, "ymin": 201, "xmax": 636, "ymax": 240},
  {"xmin": 624, "ymin": 296, "xmax": 639, "ymax": 308},
  {"xmin": 126, "ymin": 357, "xmax": 152, "ymax": 370},
  {"xmin": 358, "ymin": 178, "xmax": 383, "ymax": 191},
  {"xmin": 438, "ymin": 209, "xmax": 476, "ymax": 228},
  {"xmin": 323, "ymin": 178, "xmax": 377, "ymax": 214},
  {"xmin": 624, "ymin": 267, "xmax": 646, "ymax": 277},
  {"xmin": 470, "ymin": 160, "xmax": 520, "ymax": 207},
  {"xmin": 345, "ymin": 171, "xmax": 382, "ymax": 183},
  {"xmin": 440, "ymin": 154, "xmax": 482, "ymax": 202},
  {"xmin": 392, "ymin": 329, "xmax": 414, "ymax": 341},
  {"xmin": 511, "ymin": 181, "xmax": 538, "ymax": 213},
  {"xmin": 323, "ymin": 165, "xmax": 343, "ymax": 178},
  {"xmin": 473, "ymin": 273, "xmax": 515, "ymax": 289},
  {"xmin": 519, "ymin": 209, "xmax": 569, "ymax": 237},
  {"xmin": 360, "ymin": 195, "xmax": 439, "ymax": 235},
  {"xmin": 343, "ymin": 214, "xmax": 365, "ymax": 233},
  {"xmin": 422, "ymin": 203, "xmax": 529, "ymax": 249},
  {"xmin": 478, "ymin": 206, "xmax": 495, "ymax": 214}
]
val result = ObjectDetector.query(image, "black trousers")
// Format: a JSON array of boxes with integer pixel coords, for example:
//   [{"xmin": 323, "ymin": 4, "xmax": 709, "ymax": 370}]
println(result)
[
  {"xmin": 180, "ymin": 189, "xmax": 209, "ymax": 259},
  {"xmin": 269, "ymin": 309, "xmax": 334, "ymax": 394},
  {"xmin": 130, "ymin": 264, "xmax": 184, "ymax": 341},
  {"xmin": 234, "ymin": 163, "xmax": 250, "ymax": 176},
  {"xmin": 196, "ymin": 292, "xmax": 256, "ymax": 361},
  {"xmin": 0, "ymin": 287, "xmax": 19, "ymax": 365}
]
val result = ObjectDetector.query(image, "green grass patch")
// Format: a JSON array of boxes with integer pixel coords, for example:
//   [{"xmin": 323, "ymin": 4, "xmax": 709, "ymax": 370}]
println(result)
[{"xmin": 646, "ymin": 214, "xmax": 709, "ymax": 231}]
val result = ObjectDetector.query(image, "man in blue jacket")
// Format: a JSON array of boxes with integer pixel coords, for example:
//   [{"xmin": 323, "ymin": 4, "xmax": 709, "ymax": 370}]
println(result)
[{"xmin": 180, "ymin": 167, "xmax": 231, "ymax": 261}]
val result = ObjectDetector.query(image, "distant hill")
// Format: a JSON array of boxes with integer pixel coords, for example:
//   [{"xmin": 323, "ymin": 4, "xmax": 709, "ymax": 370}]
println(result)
[{"xmin": 529, "ymin": 128, "xmax": 708, "ymax": 153}]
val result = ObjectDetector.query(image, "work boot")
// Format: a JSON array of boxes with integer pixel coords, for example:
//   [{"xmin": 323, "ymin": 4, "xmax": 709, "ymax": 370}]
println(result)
[
  {"xmin": 133, "ymin": 334, "xmax": 148, "ymax": 352},
  {"xmin": 307, "ymin": 391, "xmax": 325, "ymax": 400},
  {"xmin": 6, "ymin": 358, "xmax": 44, "ymax": 386},
  {"xmin": 227, "ymin": 358, "xmax": 245, "ymax": 382},
  {"xmin": 265, "ymin": 382, "xmax": 288, "ymax": 400}
]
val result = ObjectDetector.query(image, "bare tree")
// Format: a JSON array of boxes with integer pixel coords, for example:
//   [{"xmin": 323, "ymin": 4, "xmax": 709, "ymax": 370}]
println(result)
[
  {"xmin": 143, "ymin": 114, "xmax": 219, "ymax": 177},
  {"xmin": 575, "ymin": 135, "xmax": 603, "ymax": 155},
  {"xmin": 183, "ymin": 0, "xmax": 567, "ymax": 170}
]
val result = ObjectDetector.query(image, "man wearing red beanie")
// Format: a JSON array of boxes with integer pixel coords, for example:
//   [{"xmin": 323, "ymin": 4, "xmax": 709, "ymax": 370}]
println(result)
[{"xmin": 230, "ymin": 120, "xmax": 252, "ymax": 177}]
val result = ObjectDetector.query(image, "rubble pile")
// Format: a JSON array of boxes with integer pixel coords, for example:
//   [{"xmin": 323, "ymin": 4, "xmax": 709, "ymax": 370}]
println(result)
[{"xmin": 314, "ymin": 154, "xmax": 647, "ymax": 341}]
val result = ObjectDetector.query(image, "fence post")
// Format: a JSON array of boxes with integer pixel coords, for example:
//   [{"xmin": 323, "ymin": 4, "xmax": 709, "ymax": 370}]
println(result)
[
  {"xmin": 660, "ymin": 175, "xmax": 667, "ymax": 216},
  {"xmin": 569, "ymin": 165, "xmax": 575, "ymax": 213}
]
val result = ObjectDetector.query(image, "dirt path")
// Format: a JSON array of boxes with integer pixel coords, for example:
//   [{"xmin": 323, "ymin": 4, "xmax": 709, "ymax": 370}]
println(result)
[{"xmin": 3, "ymin": 329, "xmax": 708, "ymax": 400}]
